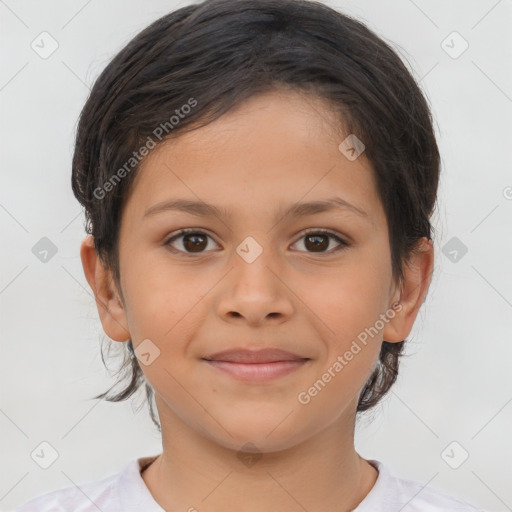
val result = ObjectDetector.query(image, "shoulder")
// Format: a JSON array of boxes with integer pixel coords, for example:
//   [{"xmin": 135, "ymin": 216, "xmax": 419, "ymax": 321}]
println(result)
[
  {"xmin": 356, "ymin": 459, "xmax": 486, "ymax": 512},
  {"xmin": 11, "ymin": 458, "xmax": 146, "ymax": 512},
  {"xmin": 392, "ymin": 472, "xmax": 485, "ymax": 511}
]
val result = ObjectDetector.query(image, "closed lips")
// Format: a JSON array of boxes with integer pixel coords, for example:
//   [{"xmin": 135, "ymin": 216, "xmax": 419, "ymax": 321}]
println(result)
[{"xmin": 202, "ymin": 348, "xmax": 309, "ymax": 364}]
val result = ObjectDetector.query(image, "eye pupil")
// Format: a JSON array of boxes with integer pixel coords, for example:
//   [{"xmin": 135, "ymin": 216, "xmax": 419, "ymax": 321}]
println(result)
[
  {"xmin": 183, "ymin": 233, "xmax": 207, "ymax": 252},
  {"xmin": 305, "ymin": 234, "xmax": 329, "ymax": 252}
]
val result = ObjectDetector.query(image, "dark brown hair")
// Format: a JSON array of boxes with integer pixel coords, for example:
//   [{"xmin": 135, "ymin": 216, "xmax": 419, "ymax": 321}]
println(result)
[{"xmin": 71, "ymin": 0, "xmax": 440, "ymax": 431}]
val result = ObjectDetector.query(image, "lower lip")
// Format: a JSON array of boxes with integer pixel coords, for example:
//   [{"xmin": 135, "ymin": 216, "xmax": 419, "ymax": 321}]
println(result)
[{"xmin": 203, "ymin": 359, "xmax": 309, "ymax": 382}]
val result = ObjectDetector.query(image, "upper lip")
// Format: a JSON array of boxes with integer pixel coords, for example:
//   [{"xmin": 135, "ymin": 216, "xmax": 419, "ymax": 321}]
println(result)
[{"xmin": 202, "ymin": 348, "xmax": 309, "ymax": 363}]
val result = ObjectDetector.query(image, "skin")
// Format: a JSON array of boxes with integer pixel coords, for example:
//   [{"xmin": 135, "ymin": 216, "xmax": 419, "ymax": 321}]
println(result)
[{"xmin": 81, "ymin": 89, "xmax": 434, "ymax": 511}]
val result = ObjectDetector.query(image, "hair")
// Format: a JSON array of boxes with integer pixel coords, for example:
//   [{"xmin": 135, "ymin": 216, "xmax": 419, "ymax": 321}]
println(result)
[{"xmin": 71, "ymin": 0, "xmax": 440, "ymax": 432}]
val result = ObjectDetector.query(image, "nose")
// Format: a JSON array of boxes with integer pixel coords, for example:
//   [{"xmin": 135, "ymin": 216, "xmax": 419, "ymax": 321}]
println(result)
[{"xmin": 215, "ymin": 246, "xmax": 295, "ymax": 327}]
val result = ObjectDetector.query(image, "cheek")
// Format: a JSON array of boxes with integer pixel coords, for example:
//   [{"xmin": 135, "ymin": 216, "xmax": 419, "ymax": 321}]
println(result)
[
  {"xmin": 120, "ymin": 250, "xmax": 201, "ymax": 338},
  {"xmin": 294, "ymin": 258, "xmax": 390, "ymax": 338},
  {"xmin": 297, "ymin": 276, "xmax": 384, "ymax": 411}
]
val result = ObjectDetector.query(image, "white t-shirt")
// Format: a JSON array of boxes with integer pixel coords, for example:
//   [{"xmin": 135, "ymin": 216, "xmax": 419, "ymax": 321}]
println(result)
[{"xmin": 12, "ymin": 456, "xmax": 485, "ymax": 512}]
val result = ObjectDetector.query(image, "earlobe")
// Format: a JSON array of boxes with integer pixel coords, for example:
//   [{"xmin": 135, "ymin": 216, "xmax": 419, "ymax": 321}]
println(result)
[
  {"xmin": 80, "ymin": 235, "xmax": 130, "ymax": 342},
  {"xmin": 382, "ymin": 237, "xmax": 434, "ymax": 343}
]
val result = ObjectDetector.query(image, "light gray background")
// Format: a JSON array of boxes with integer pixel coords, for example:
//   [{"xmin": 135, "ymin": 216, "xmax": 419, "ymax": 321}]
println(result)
[{"xmin": 1, "ymin": 1, "xmax": 511, "ymax": 511}]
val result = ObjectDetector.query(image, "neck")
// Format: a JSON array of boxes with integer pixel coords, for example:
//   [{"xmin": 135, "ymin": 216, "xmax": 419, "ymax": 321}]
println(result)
[{"xmin": 142, "ymin": 401, "xmax": 378, "ymax": 511}]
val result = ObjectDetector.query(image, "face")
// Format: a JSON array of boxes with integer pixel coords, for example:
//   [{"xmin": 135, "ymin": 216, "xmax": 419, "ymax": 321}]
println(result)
[{"xmin": 92, "ymin": 89, "xmax": 408, "ymax": 453}]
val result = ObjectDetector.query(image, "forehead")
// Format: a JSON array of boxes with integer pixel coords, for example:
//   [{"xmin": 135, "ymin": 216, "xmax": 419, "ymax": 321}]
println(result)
[{"xmin": 121, "ymin": 89, "xmax": 385, "ymax": 229}]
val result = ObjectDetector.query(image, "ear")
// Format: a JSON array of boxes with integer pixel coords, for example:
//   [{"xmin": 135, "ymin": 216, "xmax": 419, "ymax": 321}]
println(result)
[
  {"xmin": 80, "ymin": 235, "xmax": 130, "ymax": 342},
  {"xmin": 382, "ymin": 237, "xmax": 434, "ymax": 343}
]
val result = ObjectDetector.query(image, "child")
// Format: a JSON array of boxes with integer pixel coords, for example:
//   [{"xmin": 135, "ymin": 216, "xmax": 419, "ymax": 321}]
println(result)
[{"xmin": 14, "ymin": 0, "xmax": 486, "ymax": 510}]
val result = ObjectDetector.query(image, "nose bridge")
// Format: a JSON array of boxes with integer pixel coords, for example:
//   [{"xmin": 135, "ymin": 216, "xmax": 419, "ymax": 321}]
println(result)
[{"xmin": 232, "ymin": 234, "xmax": 281, "ymax": 297}]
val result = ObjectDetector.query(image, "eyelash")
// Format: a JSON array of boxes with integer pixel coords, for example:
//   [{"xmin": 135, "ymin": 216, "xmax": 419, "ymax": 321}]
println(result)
[{"xmin": 164, "ymin": 228, "xmax": 349, "ymax": 256}]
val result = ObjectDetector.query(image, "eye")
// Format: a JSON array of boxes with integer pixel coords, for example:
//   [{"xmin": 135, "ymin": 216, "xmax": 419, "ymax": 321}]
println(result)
[
  {"xmin": 164, "ymin": 229, "xmax": 219, "ymax": 254},
  {"xmin": 164, "ymin": 228, "xmax": 349, "ymax": 255},
  {"xmin": 291, "ymin": 229, "xmax": 349, "ymax": 254}
]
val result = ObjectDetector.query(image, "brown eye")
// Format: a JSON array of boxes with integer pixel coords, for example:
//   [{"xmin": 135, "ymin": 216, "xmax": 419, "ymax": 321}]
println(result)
[
  {"xmin": 165, "ymin": 229, "xmax": 219, "ymax": 254},
  {"xmin": 165, "ymin": 228, "xmax": 349, "ymax": 256},
  {"xmin": 291, "ymin": 230, "xmax": 348, "ymax": 254},
  {"xmin": 182, "ymin": 233, "xmax": 207, "ymax": 252},
  {"xmin": 304, "ymin": 233, "xmax": 329, "ymax": 252}
]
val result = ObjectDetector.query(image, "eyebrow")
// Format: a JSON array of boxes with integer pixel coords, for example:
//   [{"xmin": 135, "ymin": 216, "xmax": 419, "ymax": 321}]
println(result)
[{"xmin": 143, "ymin": 196, "xmax": 369, "ymax": 222}]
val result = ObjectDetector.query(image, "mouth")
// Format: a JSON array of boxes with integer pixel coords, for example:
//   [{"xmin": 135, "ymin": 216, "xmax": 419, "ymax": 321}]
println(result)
[{"xmin": 201, "ymin": 348, "xmax": 310, "ymax": 382}]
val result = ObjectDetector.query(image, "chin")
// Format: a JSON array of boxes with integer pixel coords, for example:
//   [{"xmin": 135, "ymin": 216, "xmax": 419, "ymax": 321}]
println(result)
[{"xmin": 201, "ymin": 412, "xmax": 313, "ymax": 456}]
